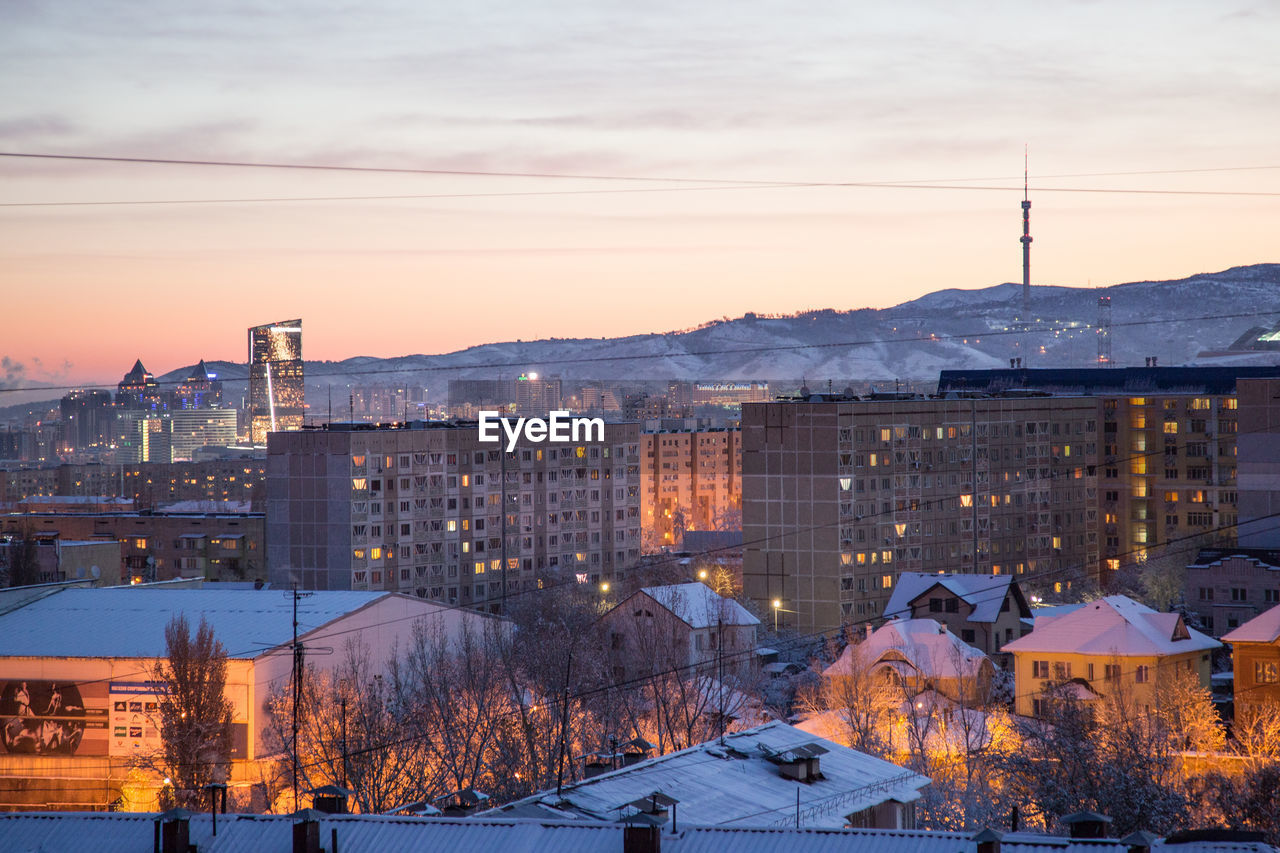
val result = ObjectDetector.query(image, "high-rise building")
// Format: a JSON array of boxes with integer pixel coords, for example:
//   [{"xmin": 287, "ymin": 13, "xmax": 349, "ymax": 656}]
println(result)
[
  {"xmin": 116, "ymin": 359, "xmax": 164, "ymax": 412},
  {"xmin": 641, "ymin": 422, "xmax": 741, "ymax": 549},
  {"xmin": 59, "ymin": 390, "xmax": 115, "ymax": 452},
  {"xmin": 248, "ymin": 319, "xmax": 304, "ymax": 443},
  {"xmin": 173, "ymin": 359, "xmax": 223, "ymax": 410},
  {"xmin": 266, "ymin": 420, "xmax": 643, "ymax": 611}
]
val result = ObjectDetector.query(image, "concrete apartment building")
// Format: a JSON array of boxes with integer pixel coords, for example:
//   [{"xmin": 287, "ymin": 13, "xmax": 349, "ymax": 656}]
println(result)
[
  {"xmin": 742, "ymin": 392, "xmax": 1101, "ymax": 633},
  {"xmin": 267, "ymin": 421, "xmax": 643, "ymax": 611},
  {"xmin": 0, "ymin": 510, "xmax": 264, "ymax": 583},
  {"xmin": 641, "ymin": 422, "xmax": 741, "ymax": 549},
  {"xmin": 742, "ymin": 367, "xmax": 1269, "ymax": 635},
  {"xmin": 0, "ymin": 457, "xmax": 267, "ymax": 511}
]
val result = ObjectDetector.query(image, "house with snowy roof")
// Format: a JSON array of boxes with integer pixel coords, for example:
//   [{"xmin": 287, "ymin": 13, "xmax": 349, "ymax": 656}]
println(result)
[
  {"xmin": 1222, "ymin": 604, "xmax": 1280, "ymax": 721},
  {"xmin": 487, "ymin": 719, "xmax": 930, "ymax": 831},
  {"xmin": 600, "ymin": 583, "xmax": 759, "ymax": 683},
  {"xmin": 882, "ymin": 572, "xmax": 1030, "ymax": 657},
  {"xmin": 0, "ymin": 584, "xmax": 499, "ymax": 811},
  {"xmin": 1002, "ymin": 595, "xmax": 1220, "ymax": 717},
  {"xmin": 826, "ymin": 618, "xmax": 994, "ymax": 703}
]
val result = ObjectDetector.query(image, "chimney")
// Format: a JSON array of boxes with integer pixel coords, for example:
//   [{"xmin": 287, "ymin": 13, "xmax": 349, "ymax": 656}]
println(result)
[
  {"xmin": 974, "ymin": 827, "xmax": 1003, "ymax": 853},
  {"xmin": 158, "ymin": 808, "xmax": 192, "ymax": 853},
  {"xmin": 307, "ymin": 784, "xmax": 354, "ymax": 814},
  {"xmin": 1061, "ymin": 812, "xmax": 1113, "ymax": 839},
  {"xmin": 623, "ymin": 823, "xmax": 662, "ymax": 853},
  {"xmin": 292, "ymin": 808, "xmax": 324, "ymax": 853},
  {"xmin": 1123, "ymin": 830, "xmax": 1158, "ymax": 853}
]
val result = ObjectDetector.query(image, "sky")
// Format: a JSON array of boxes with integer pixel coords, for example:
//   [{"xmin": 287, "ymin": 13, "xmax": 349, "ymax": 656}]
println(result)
[{"xmin": 2, "ymin": 0, "xmax": 1278, "ymax": 387}]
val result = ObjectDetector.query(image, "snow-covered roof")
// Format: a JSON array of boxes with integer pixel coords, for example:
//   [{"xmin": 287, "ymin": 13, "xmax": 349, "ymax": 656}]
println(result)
[
  {"xmin": 0, "ymin": 812, "xmax": 1273, "ymax": 853},
  {"xmin": 1003, "ymin": 596, "xmax": 1221, "ymax": 657},
  {"xmin": 637, "ymin": 583, "xmax": 759, "ymax": 628},
  {"xmin": 490, "ymin": 720, "xmax": 928, "ymax": 829},
  {"xmin": 1222, "ymin": 604, "xmax": 1280, "ymax": 644},
  {"xmin": 826, "ymin": 619, "xmax": 991, "ymax": 683},
  {"xmin": 883, "ymin": 572, "xmax": 1019, "ymax": 623},
  {"xmin": 0, "ymin": 587, "xmax": 391, "ymax": 659}
]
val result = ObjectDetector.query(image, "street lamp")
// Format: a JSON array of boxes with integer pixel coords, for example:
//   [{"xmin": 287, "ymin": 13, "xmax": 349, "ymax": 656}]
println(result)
[
  {"xmin": 600, "ymin": 581, "xmax": 610, "ymax": 594},
  {"xmin": 772, "ymin": 598, "xmax": 781, "ymax": 632},
  {"xmin": 698, "ymin": 569, "xmax": 708, "ymax": 581}
]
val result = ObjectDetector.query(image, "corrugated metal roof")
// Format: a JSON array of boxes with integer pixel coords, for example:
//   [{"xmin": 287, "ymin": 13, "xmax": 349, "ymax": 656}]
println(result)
[
  {"xmin": 0, "ymin": 813, "xmax": 1274, "ymax": 853},
  {"xmin": 491, "ymin": 720, "xmax": 929, "ymax": 829},
  {"xmin": 0, "ymin": 587, "xmax": 389, "ymax": 659}
]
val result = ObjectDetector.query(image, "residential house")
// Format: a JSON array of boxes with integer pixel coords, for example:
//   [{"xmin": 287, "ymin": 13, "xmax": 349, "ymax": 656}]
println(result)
[
  {"xmin": 601, "ymin": 582, "xmax": 759, "ymax": 683},
  {"xmin": 883, "ymin": 572, "xmax": 1031, "ymax": 658},
  {"xmin": 1222, "ymin": 604, "xmax": 1280, "ymax": 722},
  {"xmin": 1003, "ymin": 595, "xmax": 1220, "ymax": 718},
  {"xmin": 825, "ymin": 618, "xmax": 994, "ymax": 703}
]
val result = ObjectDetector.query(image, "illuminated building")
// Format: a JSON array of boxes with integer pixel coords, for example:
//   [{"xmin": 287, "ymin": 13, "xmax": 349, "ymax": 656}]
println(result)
[
  {"xmin": 640, "ymin": 422, "xmax": 741, "ymax": 548},
  {"xmin": 115, "ymin": 360, "xmax": 163, "ymax": 412},
  {"xmin": 173, "ymin": 359, "xmax": 223, "ymax": 410},
  {"xmin": 266, "ymin": 420, "xmax": 643, "ymax": 611},
  {"xmin": 59, "ymin": 390, "xmax": 115, "ymax": 453},
  {"xmin": 248, "ymin": 319, "xmax": 304, "ymax": 443}
]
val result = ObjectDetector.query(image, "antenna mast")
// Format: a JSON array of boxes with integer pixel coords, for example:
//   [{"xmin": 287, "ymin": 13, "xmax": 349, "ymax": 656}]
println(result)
[{"xmin": 1021, "ymin": 146, "xmax": 1033, "ymax": 321}]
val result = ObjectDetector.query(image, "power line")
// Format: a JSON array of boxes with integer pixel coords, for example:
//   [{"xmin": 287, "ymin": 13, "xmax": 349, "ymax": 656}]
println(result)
[
  {"xmin": 1, "ymin": 308, "xmax": 1275, "ymax": 396},
  {"xmin": 3, "ymin": 151, "xmax": 1279, "ymax": 200}
]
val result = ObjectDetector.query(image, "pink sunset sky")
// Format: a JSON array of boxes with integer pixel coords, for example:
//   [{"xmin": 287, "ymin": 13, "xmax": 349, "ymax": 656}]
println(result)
[{"xmin": 1, "ymin": 0, "xmax": 1278, "ymax": 388}]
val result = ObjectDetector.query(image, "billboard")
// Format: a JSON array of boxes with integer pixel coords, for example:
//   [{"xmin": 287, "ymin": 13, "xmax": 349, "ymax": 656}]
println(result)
[{"xmin": 0, "ymin": 679, "xmax": 110, "ymax": 756}]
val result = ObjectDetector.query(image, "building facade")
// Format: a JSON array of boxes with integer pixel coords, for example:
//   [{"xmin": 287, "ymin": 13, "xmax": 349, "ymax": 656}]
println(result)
[
  {"xmin": 267, "ymin": 421, "xmax": 643, "ymax": 611},
  {"xmin": 641, "ymin": 424, "xmax": 741, "ymax": 549},
  {"xmin": 0, "ymin": 458, "xmax": 267, "ymax": 512},
  {"xmin": 248, "ymin": 319, "xmax": 304, "ymax": 444},
  {"xmin": 742, "ymin": 394, "xmax": 1102, "ymax": 634},
  {"xmin": 1184, "ymin": 548, "xmax": 1280, "ymax": 636}
]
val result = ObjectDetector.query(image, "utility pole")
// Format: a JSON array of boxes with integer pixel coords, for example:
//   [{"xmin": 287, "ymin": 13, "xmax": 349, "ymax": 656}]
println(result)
[{"xmin": 290, "ymin": 585, "xmax": 312, "ymax": 809}]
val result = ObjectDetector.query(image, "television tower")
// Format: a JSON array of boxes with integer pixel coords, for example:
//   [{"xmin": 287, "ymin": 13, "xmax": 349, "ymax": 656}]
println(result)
[
  {"xmin": 1020, "ymin": 148, "xmax": 1032, "ymax": 321},
  {"xmin": 1097, "ymin": 295, "xmax": 1113, "ymax": 366}
]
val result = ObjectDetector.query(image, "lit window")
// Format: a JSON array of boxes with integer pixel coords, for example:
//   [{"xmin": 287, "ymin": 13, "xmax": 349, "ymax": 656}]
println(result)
[
  {"xmin": 446, "ymin": 520, "xmax": 457, "ymax": 532},
  {"xmin": 882, "ymin": 575, "xmax": 892, "ymax": 589},
  {"xmin": 352, "ymin": 478, "xmax": 367, "ymax": 490},
  {"xmin": 370, "ymin": 547, "xmax": 382, "ymax": 560},
  {"xmin": 475, "ymin": 561, "xmax": 486, "ymax": 574}
]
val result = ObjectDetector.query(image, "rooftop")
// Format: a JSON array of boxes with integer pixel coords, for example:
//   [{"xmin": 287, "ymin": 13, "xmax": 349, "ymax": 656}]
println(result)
[
  {"xmin": 0, "ymin": 813, "xmax": 1272, "ymax": 853},
  {"xmin": 0, "ymin": 587, "xmax": 390, "ymax": 659},
  {"xmin": 1004, "ymin": 596, "xmax": 1220, "ymax": 657},
  {"xmin": 937, "ymin": 365, "xmax": 1280, "ymax": 396},
  {"xmin": 1222, "ymin": 605, "xmax": 1280, "ymax": 644},
  {"xmin": 883, "ymin": 573, "xmax": 1023, "ymax": 623},
  {"xmin": 636, "ymin": 583, "xmax": 759, "ymax": 628},
  {"xmin": 489, "ymin": 720, "xmax": 928, "ymax": 829},
  {"xmin": 826, "ymin": 618, "xmax": 991, "ymax": 683}
]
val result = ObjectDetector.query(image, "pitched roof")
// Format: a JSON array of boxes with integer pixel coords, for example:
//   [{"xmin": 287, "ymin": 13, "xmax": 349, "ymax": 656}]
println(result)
[
  {"xmin": 0, "ymin": 587, "xmax": 391, "ymax": 659},
  {"xmin": 490, "ymin": 720, "xmax": 928, "ymax": 829},
  {"xmin": 637, "ymin": 583, "xmax": 759, "ymax": 628},
  {"xmin": 1222, "ymin": 604, "xmax": 1280, "ymax": 644},
  {"xmin": 883, "ymin": 573, "xmax": 1018, "ymax": 623},
  {"xmin": 826, "ymin": 619, "xmax": 991, "ymax": 683},
  {"xmin": 1003, "ymin": 596, "xmax": 1221, "ymax": 657}
]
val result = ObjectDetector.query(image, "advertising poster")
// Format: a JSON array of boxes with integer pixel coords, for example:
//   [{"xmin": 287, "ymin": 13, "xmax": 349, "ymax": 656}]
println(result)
[
  {"xmin": 0, "ymin": 679, "xmax": 110, "ymax": 756},
  {"xmin": 108, "ymin": 681, "xmax": 165, "ymax": 758}
]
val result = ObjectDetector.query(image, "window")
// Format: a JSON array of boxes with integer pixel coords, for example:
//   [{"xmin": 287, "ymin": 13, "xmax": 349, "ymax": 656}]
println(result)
[
  {"xmin": 1033, "ymin": 661, "xmax": 1049, "ymax": 679},
  {"xmin": 1135, "ymin": 665, "xmax": 1150, "ymax": 684},
  {"xmin": 1105, "ymin": 664, "xmax": 1121, "ymax": 681},
  {"xmin": 1256, "ymin": 661, "xmax": 1279, "ymax": 684},
  {"xmin": 929, "ymin": 598, "xmax": 943, "ymax": 613},
  {"xmin": 1054, "ymin": 662, "xmax": 1072, "ymax": 681}
]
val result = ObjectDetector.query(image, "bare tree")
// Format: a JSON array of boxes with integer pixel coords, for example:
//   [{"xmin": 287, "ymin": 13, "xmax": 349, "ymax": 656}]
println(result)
[{"xmin": 149, "ymin": 614, "xmax": 233, "ymax": 809}]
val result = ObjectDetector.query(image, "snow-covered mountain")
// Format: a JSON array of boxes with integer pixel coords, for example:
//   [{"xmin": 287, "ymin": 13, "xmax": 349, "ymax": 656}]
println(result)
[{"xmin": 164, "ymin": 263, "xmax": 1280, "ymax": 399}]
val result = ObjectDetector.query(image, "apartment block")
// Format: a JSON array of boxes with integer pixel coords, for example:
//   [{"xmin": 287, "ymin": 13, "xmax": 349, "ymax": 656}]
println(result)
[
  {"xmin": 266, "ymin": 421, "xmax": 643, "ymax": 611},
  {"xmin": 641, "ymin": 423, "xmax": 742, "ymax": 548},
  {"xmin": 742, "ymin": 394, "xmax": 1102, "ymax": 634},
  {"xmin": 0, "ymin": 458, "xmax": 267, "ymax": 511}
]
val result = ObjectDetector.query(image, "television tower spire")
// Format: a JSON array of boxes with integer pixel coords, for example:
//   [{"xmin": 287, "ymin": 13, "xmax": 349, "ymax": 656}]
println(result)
[{"xmin": 1021, "ymin": 147, "xmax": 1032, "ymax": 321}]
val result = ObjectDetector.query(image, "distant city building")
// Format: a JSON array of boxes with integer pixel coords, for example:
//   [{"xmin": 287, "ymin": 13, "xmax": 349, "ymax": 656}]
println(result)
[
  {"xmin": 163, "ymin": 409, "xmax": 239, "ymax": 462},
  {"xmin": 0, "ymin": 509, "xmax": 264, "ymax": 583},
  {"xmin": 58, "ymin": 390, "xmax": 114, "ymax": 453},
  {"xmin": 445, "ymin": 375, "xmax": 559, "ymax": 418},
  {"xmin": 0, "ymin": 457, "xmax": 267, "ymax": 512},
  {"xmin": 693, "ymin": 381, "xmax": 769, "ymax": 408},
  {"xmin": 514, "ymin": 373, "xmax": 561, "ymax": 414},
  {"xmin": 172, "ymin": 359, "xmax": 223, "ymax": 410},
  {"xmin": 248, "ymin": 319, "xmax": 304, "ymax": 443},
  {"xmin": 267, "ymin": 421, "xmax": 643, "ymax": 609},
  {"xmin": 641, "ymin": 423, "xmax": 741, "ymax": 548},
  {"xmin": 115, "ymin": 359, "xmax": 164, "ymax": 412},
  {"xmin": 0, "ymin": 536, "xmax": 122, "ymax": 586}
]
